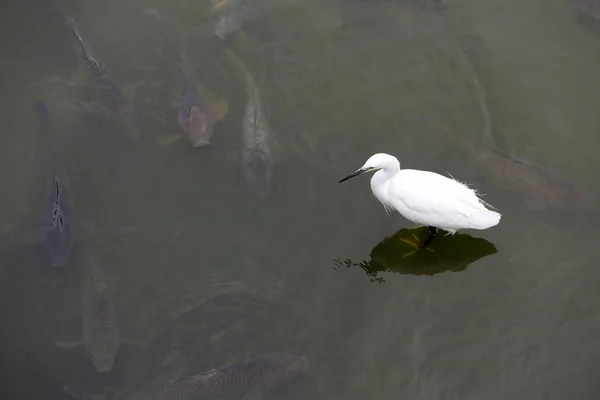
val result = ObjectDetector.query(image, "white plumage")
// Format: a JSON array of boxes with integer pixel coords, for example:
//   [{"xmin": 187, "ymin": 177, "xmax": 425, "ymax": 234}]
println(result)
[{"xmin": 339, "ymin": 153, "xmax": 501, "ymax": 234}]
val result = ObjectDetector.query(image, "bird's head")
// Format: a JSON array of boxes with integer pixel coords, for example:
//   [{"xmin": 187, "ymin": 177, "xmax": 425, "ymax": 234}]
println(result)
[{"xmin": 339, "ymin": 153, "xmax": 400, "ymax": 183}]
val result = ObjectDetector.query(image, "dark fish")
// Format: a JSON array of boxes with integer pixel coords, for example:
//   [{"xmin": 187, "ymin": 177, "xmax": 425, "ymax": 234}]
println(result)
[
  {"xmin": 161, "ymin": 353, "xmax": 309, "ymax": 400},
  {"xmin": 34, "ymin": 101, "xmax": 74, "ymax": 268},
  {"xmin": 175, "ymin": 20, "xmax": 214, "ymax": 147},
  {"xmin": 56, "ymin": 256, "xmax": 121, "ymax": 372},
  {"xmin": 222, "ymin": 49, "xmax": 274, "ymax": 197},
  {"xmin": 64, "ymin": 16, "xmax": 139, "ymax": 140},
  {"xmin": 243, "ymin": 144, "xmax": 274, "ymax": 197},
  {"xmin": 444, "ymin": 127, "xmax": 594, "ymax": 212},
  {"xmin": 177, "ymin": 59, "xmax": 212, "ymax": 147}
]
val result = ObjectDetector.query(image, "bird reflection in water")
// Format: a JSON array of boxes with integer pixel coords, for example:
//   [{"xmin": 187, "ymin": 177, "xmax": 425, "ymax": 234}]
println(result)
[{"xmin": 334, "ymin": 226, "xmax": 498, "ymax": 282}]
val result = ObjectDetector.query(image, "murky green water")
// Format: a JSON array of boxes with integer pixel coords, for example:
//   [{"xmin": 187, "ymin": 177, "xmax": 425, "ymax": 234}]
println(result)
[{"xmin": 2, "ymin": 0, "xmax": 600, "ymax": 399}]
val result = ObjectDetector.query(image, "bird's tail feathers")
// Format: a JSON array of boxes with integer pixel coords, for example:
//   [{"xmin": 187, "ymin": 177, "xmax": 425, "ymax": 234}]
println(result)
[
  {"xmin": 471, "ymin": 208, "xmax": 501, "ymax": 230},
  {"xmin": 444, "ymin": 171, "xmax": 500, "ymax": 211},
  {"xmin": 444, "ymin": 172, "xmax": 475, "ymax": 189}
]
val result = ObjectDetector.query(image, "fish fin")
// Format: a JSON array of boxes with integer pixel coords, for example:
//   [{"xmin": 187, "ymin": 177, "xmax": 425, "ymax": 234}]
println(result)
[
  {"xmin": 209, "ymin": 97, "xmax": 229, "ymax": 123},
  {"xmin": 121, "ymin": 83, "xmax": 136, "ymax": 103},
  {"xmin": 157, "ymin": 134, "xmax": 183, "ymax": 146},
  {"xmin": 54, "ymin": 339, "xmax": 82, "ymax": 349}
]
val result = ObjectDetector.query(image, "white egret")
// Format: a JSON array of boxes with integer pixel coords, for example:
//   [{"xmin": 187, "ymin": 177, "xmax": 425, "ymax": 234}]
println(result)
[{"xmin": 339, "ymin": 153, "xmax": 501, "ymax": 248}]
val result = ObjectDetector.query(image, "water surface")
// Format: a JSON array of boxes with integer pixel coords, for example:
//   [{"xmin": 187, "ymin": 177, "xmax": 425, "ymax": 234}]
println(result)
[{"xmin": 2, "ymin": 0, "xmax": 600, "ymax": 399}]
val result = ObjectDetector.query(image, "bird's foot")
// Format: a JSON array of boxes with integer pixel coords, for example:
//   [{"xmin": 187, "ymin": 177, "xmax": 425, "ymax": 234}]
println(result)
[
  {"xmin": 419, "ymin": 226, "xmax": 439, "ymax": 252},
  {"xmin": 399, "ymin": 230, "xmax": 435, "ymax": 257}
]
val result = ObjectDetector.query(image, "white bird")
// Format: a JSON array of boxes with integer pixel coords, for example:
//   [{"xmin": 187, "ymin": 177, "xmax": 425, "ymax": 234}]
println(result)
[{"xmin": 339, "ymin": 153, "xmax": 501, "ymax": 248}]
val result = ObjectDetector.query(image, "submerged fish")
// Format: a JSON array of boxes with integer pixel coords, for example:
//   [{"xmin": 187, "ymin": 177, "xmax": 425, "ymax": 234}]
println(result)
[
  {"xmin": 153, "ymin": 18, "xmax": 228, "ymax": 147},
  {"xmin": 34, "ymin": 101, "xmax": 75, "ymax": 268},
  {"xmin": 222, "ymin": 49, "xmax": 274, "ymax": 196},
  {"xmin": 56, "ymin": 257, "xmax": 120, "ymax": 373},
  {"xmin": 174, "ymin": 19, "xmax": 228, "ymax": 147},
  {"xmin": 212, "ymin": 0, "xmax": 257, "ymax": 40},
  {"xmin": 444, "ymin": 127, "xmax": 593, "ymax": 212},
  {"xmin": 63, "ymin": 15, "xmax": 139, "ymax": 140},
  {"xmin": 177, "ymin": 52, "xmax": 212, "ymax": 147},
  {"xmin": 161, "ymin": 353, "xmax": 309, "ymax": 400},
  {"xmin": 81, "ymin": 258, "xmax": 120, "ymax": 372}
]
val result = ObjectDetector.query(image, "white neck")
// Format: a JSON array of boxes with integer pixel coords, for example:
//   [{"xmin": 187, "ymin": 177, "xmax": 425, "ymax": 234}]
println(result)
[
  {"xmin": 370, "ymin": 165, "xmax": 400, "ymax": 201},
  {"xmin": 372, "ymin": 164, "xmax": 400, "ymax": 185}
]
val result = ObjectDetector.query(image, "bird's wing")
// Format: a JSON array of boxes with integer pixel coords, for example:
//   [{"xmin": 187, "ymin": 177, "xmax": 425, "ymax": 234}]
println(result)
[{"xmin": 388, "ymin": 170, "xmax": 482, "ymax": 219}]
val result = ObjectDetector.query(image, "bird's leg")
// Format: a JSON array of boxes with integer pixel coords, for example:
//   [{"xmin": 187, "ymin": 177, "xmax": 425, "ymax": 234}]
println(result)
[{"xmin": 422, "ymin": 226, "xmax": 439, "ymax": 247}]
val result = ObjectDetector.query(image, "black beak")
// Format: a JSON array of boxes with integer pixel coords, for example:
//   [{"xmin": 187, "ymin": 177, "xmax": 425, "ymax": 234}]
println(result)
[{"xmin": 338, "ymin": 169, "xmax": 366, "ymax": 183}]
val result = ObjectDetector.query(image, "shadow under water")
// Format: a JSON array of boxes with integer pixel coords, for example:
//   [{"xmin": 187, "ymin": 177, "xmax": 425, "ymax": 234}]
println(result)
[{"xmin": 334, "ymin": 226, "xmax": 498, "ymax": 282}]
